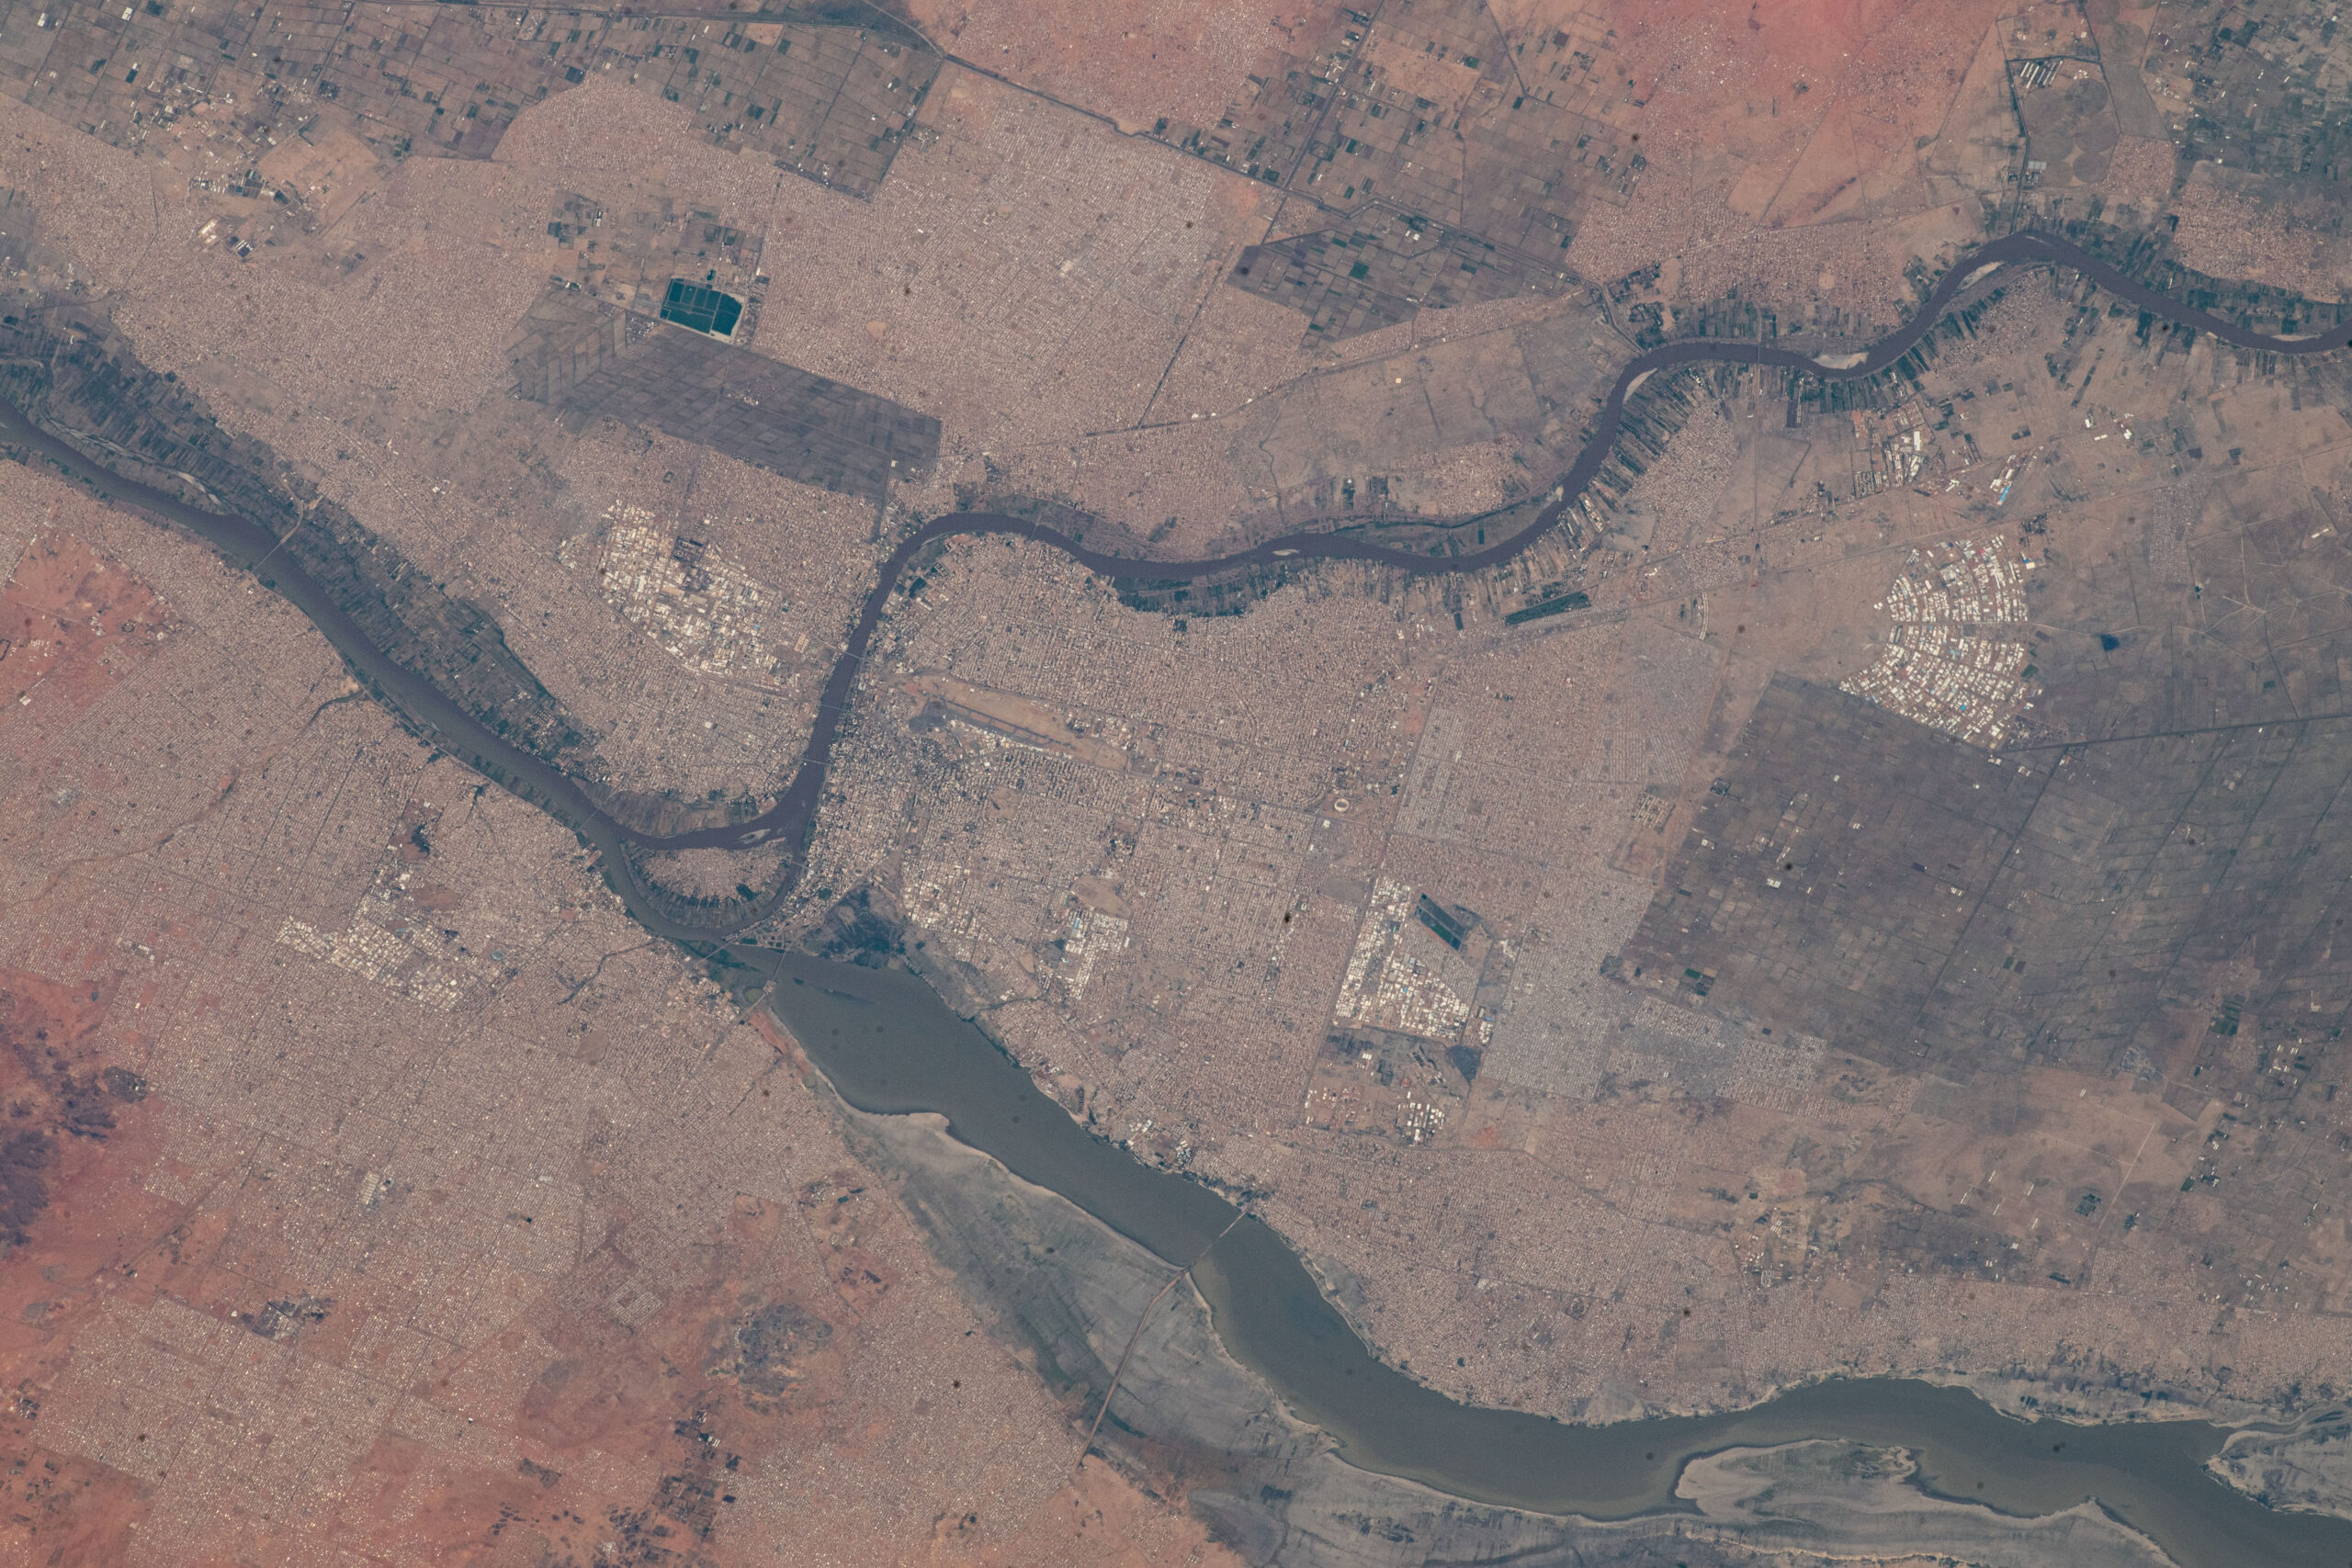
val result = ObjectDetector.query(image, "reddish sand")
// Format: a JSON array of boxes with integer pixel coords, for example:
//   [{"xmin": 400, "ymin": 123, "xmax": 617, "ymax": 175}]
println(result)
[
  {"xmin": 0, "ymin": 969, "xmax": 166, "ymax": 1565},
  {"xmin": 1, "ymin": 532, "xmax": 174, "ymax": 718},
  {"xmin": 909, "ymin": 0, "xmax": 1316, "ymax": 134}
]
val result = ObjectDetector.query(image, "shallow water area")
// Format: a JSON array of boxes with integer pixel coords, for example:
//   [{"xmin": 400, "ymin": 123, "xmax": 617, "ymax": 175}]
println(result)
[{"xmin": 767, "ymin": 951, "xmax": 2352, "ymax": 1568}]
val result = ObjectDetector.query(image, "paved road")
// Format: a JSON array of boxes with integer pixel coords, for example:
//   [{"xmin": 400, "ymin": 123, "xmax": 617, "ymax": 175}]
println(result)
[{"xmin": 8, "ymin": 231, "xmax": 2344, "ymax": 939}]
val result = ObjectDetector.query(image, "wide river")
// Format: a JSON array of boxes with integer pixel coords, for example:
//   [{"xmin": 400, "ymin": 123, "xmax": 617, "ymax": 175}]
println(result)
[
  {"xmin": 767, "ymin": 953, "xmax": 2351, "ymax": 1568},
  {"xmin": 10, "ymin": 231, "xmax": 2352, "ymax": 1565}
]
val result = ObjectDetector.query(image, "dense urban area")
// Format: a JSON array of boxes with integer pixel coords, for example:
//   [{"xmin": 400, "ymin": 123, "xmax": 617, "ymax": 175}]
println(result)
[{"xmin": 4, "ymin": 1, "xmax": 2352, "ymax": 1565}]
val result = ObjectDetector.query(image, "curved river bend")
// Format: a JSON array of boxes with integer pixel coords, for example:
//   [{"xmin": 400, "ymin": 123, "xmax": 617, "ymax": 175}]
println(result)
[
  {"xmin": 767, "ymin": 954, "xmax": 2349, "ymax": 1568},
  {"xmin": 11, "ymin": 232, "xmax": 2351, "ymax": 1565},
  {"xmin": 14, "ymin": 231, "xmax": 2343, "ymax": 936}
]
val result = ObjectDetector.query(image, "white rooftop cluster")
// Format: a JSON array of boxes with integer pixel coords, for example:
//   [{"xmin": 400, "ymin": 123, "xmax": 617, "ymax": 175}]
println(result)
[
  {"xmin": 1334, "ymin": 877, "xmax": 1473, "ymax": 1042},
  {"xmin": 592, "ymin": 503, "xmax": 784, "ymax": 681},
  {"xmin": 1059, "ymin": 908, "xmax": 1131, "ymax": 1001},
  {"xmin": 277, "ymin": 908, "xmax": 489, "ymax": 1013},
  {"xmin": 1841, "ymin": 536, "xmax": 2037, "ymax": 746}
]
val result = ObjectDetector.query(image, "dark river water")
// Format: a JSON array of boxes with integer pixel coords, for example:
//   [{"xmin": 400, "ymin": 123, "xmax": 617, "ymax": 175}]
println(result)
[
  {"xmin": 15, "ymin": 231, "xmax": 2352, "ymax": 1565},
  {"xmin": 18, "ymin": 231, "xmax": 2340, "ymax": 915},
  {"xmin": 766, "ymin": 952, "xmax": 2352, "ymax": 1568}
]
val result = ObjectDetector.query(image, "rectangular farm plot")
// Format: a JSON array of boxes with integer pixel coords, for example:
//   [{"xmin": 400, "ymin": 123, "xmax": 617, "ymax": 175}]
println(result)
[{"xmin": 512, "ymin": 291, "xmax": 939, "ymax": 501}]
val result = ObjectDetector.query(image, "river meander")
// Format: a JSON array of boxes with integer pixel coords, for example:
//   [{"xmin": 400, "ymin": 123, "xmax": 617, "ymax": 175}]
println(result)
[
  {"xmin": 15, "ymin": 231, "xmax": 2346, "ymax": 938},
  {"xmin": 14, "ymin": 231, "xmax": 2352, "ymax": 1566}
]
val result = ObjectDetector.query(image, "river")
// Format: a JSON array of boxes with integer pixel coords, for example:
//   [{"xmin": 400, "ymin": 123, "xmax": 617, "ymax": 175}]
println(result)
[
  {"xmin": 11, "ymin": 231, "xmax": 2352, "ymax": 1564},
  {"xmin": 766, "ymin": 952, "xmax": 2352, "ymax": 1568},
  {"xmin": 9, "ymin": 231, "xmax": 2341, "ymax": 937}
]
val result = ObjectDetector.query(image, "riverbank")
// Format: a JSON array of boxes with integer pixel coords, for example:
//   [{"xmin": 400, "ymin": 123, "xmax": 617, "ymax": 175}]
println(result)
[{"xmin": 766, "ymin": 951, "xmax": 2352, "ymax": 1568}]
